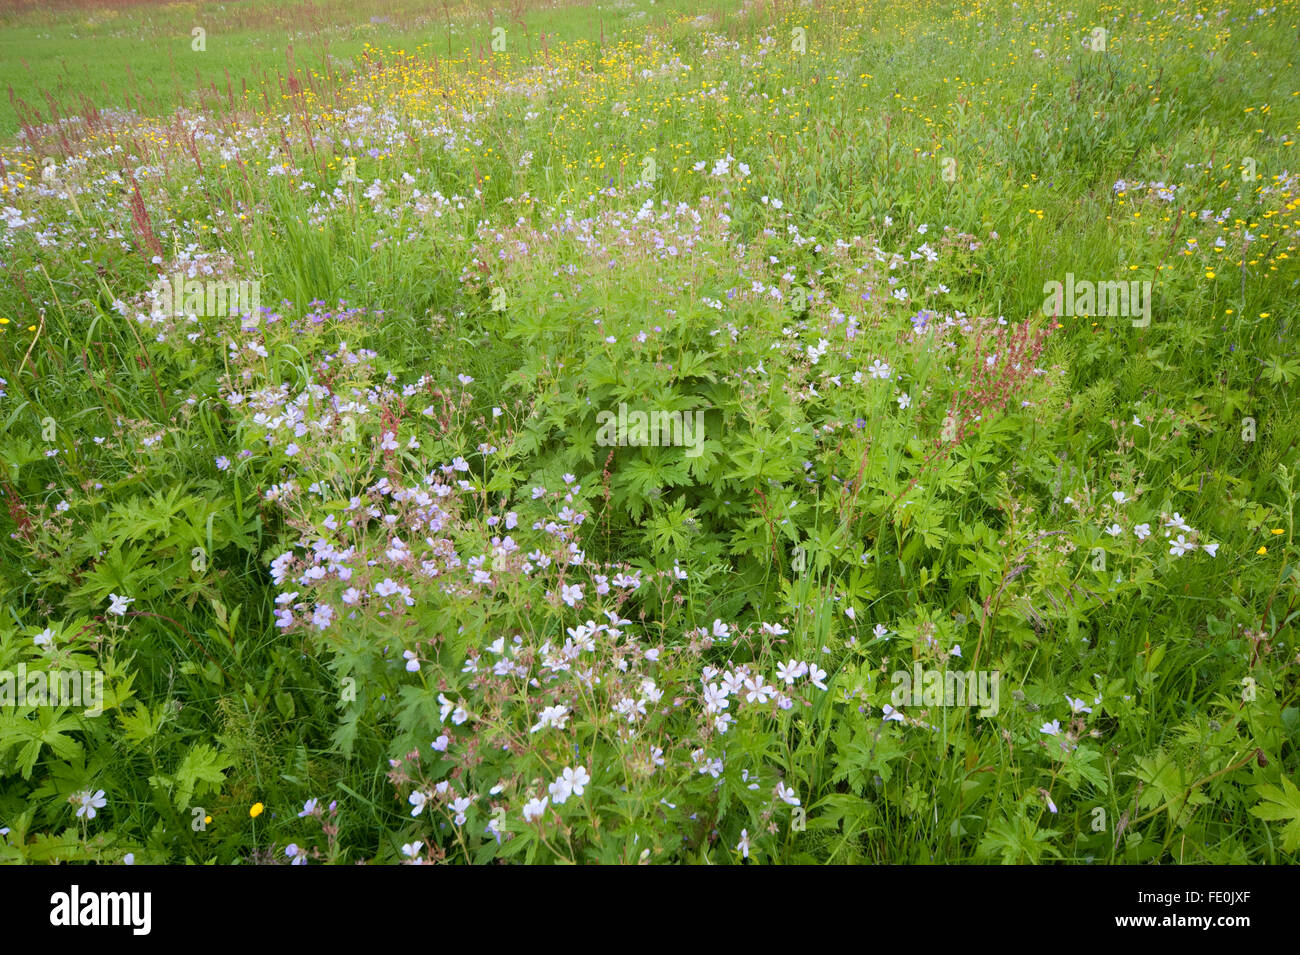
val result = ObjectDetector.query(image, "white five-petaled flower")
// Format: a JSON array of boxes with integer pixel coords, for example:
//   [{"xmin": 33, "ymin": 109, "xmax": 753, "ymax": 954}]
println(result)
[
  {"xmin": 73, "ymin": 790, "xmax": 107, "ymax": 820},
  {"xmin": 1065, "ymin": 695, "xmax": 1092, "ymax": 715},
  {"xmin": 409, "ymin": 791, "xmax": 430, "ymax": 816},
  {"xmin": 1169, "ymin": 534, "xmax": 1194, "ymax": 557},
  {"xmin": 808, "ymin": 663, "xmax": 828, "ymax": 691},
  {"xmin": 1040, "ymin": 720, "xmax": 1061, "ymax": 736},
  {"xmin": 106, "ymin": 593, "xmax": 134, "ymax": 616}
]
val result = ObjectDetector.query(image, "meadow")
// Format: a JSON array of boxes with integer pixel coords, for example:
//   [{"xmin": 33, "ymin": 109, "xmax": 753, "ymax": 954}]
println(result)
[{"xmin": 0, "ymin": 0, "xmax": 1297, "ymax": 864}]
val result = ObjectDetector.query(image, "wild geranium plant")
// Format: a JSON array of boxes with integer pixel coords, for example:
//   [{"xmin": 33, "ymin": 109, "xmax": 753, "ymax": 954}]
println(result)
[{"xmin": 0, "ymin": 0, "xmax": 1296, "ymax": 865}]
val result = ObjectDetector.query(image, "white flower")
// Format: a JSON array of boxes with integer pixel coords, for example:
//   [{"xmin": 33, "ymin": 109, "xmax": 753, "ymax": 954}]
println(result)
[
  {"xmin": 409, "ymin": 791, "xmax": 430, "ymax": 816},
  {"xmin": 73, "ymin": 789, "xmax": 107, "ymax": 820},
  {"xmin": 1112, "ymin": 490, "xmax": 1128, "ymax": 504},
  {"xmin": 562, "ymin": 765, "xmax": 590, "ymax": 797},
  {"xmin": 530, "ymin": 704, "xmax": 570, "ymax": 733},
  {"xmin": 106, "ymin": 593, "xmax": 134, "ymax": 616},
  {"xmin": 881, "ymin": 704, "xmax": 905, "ymax": 722},
  {"xmin": 1202, "ymin": 541, "xmax": 1219, "ymax": 557},
  {"xmin": 401, "ymin": 841, "xmax": 424, "ymax": 860},
  {"xmin": 1134, "ymin": 523, "xmax": 1151, "ymax": 540},
  {"xmin": 808, "ymin": 663, "xmax": 828, "ymax": 691},
  {"xmin": 450, "ymin": 796, "xmax": 472, "ymax": 825},
  {"xmin": 712, "ymin": 619, "xmax": 731, "ymax": 640},
  {"xmin": 1040, "ymin": 720, "xmax": 1061, "ymax": 736},
  {"xmin": 736, "ymin": 828, "xmax": 751, "ymax": 859},
  {"xmin": 1169, "ymin": 534, "xmax": 1194, "ymax": 557},
  {"xmin": 403, "ymin": 649, "xmax": 420, "ymax": 672},
  {"xmin": 522, "ymin": 796, "xmax": 548, "ymax": 822},
  {"xmin": 34, "ymin": 628, "xmax": 55, "ymax": 649},
  {"xmin": 775, "ymin": 781, "xmax": 800, "ymax": 806},
  {"xmin": 868, "ymin": 359, "xmax": 892, "ymax": 379},
  {"xmin": 1065, "ymin": 695, "xmax": 1092, "ymax": 715},
  {"xmin": 873, "ymin": 623, "xmax": 889, "ymax": 639},
  {"xmin": 548, "ymin": 776, "xmax": 573, "ymax": 805},
  {"xmin": 897, "ymin": 392, "xmax": 911, "ymax": 410},
  {"xmin": 702, "ymin": 683, "xmax": 730, "ymax": 713},
  {"xmin": 1105, "ymin": 523, "xmax": 1123, "ymax": 537}
]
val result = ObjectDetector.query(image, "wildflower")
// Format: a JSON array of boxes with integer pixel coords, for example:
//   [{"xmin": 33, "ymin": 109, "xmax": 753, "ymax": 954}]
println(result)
[
  {"xmin": 530, "ymin": 704, "xmax": 570, "ymax": 733},
  {"xmin": 868, "ymin": 359, "xmax": 892, "ymax": 379},
  {"xmin": 1065, "ymin": 695, "xmax": 1092, "ymax": 715},
  {"xmin": 249, "ymin": 802, "xmax": 264, "ymax": 818},
  {"xmin": 897, "ymin": 392, "xmax": 911, "ymax": 410},
  {"xmin": 106, "ymin": 593, "xmax": 134, "ymax": 616},
  {"xmin": 1040, "ymin": 720, "xmax": 1061, "ymax": 736},
  {"xmin": 1134, "ymin": 523, "xmax": 1151, "ymax": 540},
  {"xmin": 1202, "ymin": 541, "xmax": 1219, "ymax": 557},
  {"xmin": 285, "ymin": 844, "xmax": 308, "ymax": 865},
  {"xmin": 775, "ymin": 782, "xmax": 800, "ymax": 806},
  {"xmin": 561, "ymin": 766, "xmax": 590, "ymax": 797},
  {"xmin": 808, "ymin": 663, "xmax": 828, "ymax": 691},
  {"xmin": 1169, "ymin": 535, "xmax": 1194, "ymax": 557},
  {"xmin": 401, "ymin": 841, "xmax": 424, "ymax": 862},
  {"xmin": 298, "ymin": 799, "xmax": 319, "ymax": 817},
  {"xmin": 403, "ymin": 649, "xmax": 420, "ymax": 672},
  {"xmin": 34, "ymin": 628, "xmax": 54, "ymax": 649},
  {"xmin": 522, "ymin": 796, "xmax": 548, "ymax": 822},
  {"xmin": 873, "ymin": 623, "xmax": 889, "ymax": 639},
  {"xmin": 737, "ymin": 829, "xmax": 751, "ymax": 859},
  {"xmin": 450, "ymin": 796, "xmax": 472, "ymax": 825},
  {"xmin": 409, "ymin": 791, "xmax": 430, "ymax": 816},
  {"xmin": 881, "ymin": 705, "xmax": 905, "ymax": 722},
  {"xmin": 73, "ymin": 790, "xmax": 107, "ymax": 820}
]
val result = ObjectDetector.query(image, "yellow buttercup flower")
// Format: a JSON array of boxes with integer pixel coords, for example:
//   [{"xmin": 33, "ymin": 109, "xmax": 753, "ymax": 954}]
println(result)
[
  {"xmin": 1270, "ymin": 528, "xmax": 1284, "ymax": 535},
  {"xmin": 1257, "ymin": 546, "xmax": 1267, "ymax": 555},
  {"xmin": 250, "ymin": 802, "xmax": 264, "ymax": 818}
]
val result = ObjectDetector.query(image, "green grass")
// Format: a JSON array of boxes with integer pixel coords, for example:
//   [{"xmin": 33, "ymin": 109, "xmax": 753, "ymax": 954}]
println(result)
[{"xmin": 0, "ymin": 0, "xmax": 1297, "ymax": 864}]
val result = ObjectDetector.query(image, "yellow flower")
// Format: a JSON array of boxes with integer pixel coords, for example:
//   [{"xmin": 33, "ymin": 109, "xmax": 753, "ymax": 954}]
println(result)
[
  {"xmin": 1271, "ymin": 528, "xmax": 1284, "ymax": 535},
  {"xmin": 250, "ymin": 802, "xmax": 264, "ymax": 818},
  {"xmin": 205, "ymin": 815, "xmax": 212, "ymax": 825},
  {"xmin": 1257, "ymin": 546, "xmax": 1268, "ymax": 555}
]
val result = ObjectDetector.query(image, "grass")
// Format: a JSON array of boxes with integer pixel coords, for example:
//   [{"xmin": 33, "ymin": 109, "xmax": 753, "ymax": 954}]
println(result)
[{"xmin": 0, "ymin": 0, "xmax": 1297, "ymax": 864}]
